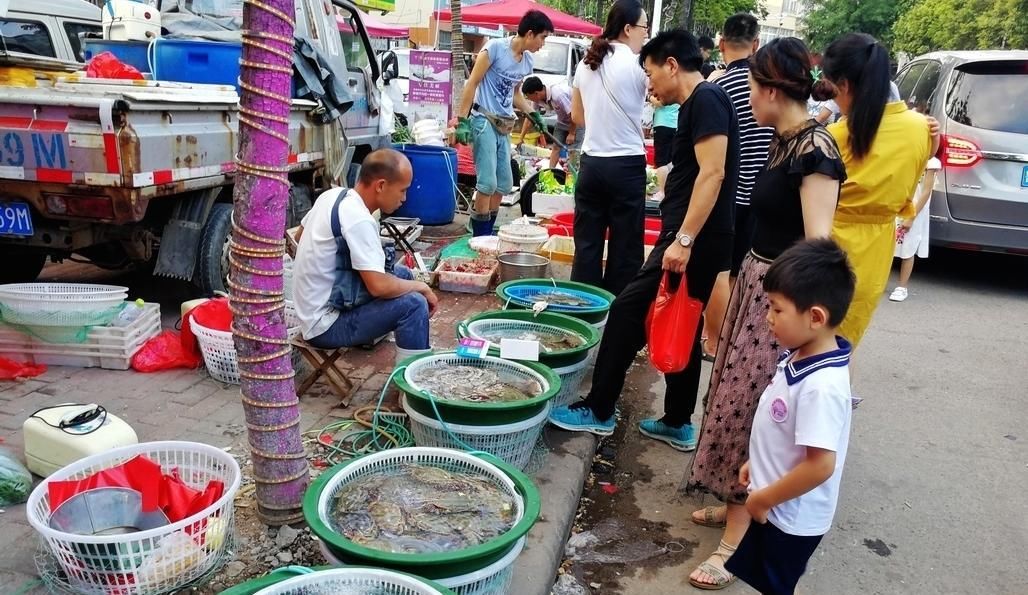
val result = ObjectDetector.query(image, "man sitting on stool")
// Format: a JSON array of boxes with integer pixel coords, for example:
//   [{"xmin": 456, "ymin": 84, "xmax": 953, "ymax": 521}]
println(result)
[{"xmin": 293, "ymin": 148, "xmax": 438, "ymax": 363}]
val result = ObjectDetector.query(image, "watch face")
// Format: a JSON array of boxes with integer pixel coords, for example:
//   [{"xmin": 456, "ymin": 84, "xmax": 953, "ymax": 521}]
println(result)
[{"xmin": 679, "ymin": 235, "xmax": 691, "ymax": 246}]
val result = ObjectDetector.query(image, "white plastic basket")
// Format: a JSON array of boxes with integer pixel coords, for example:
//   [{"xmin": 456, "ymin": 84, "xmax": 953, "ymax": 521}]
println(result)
[
  {"xmin": 0, "ymin": 283, "xmax": 129, "ymax": 326},
  {"xmin": 193, "ymin": 302, "xmax": 301, "ymax": 384},
  {"xmin": 318, "ymin": 536, "xmax": 525, "ymax": 595},
  {"xmin": 402, "ymin": 395, "xmax": 549, "ymax": 470},
  {"xmin": 550, "ymin": 359, "xmax": 590, "ymax": 408},
  {"xmin": 26, "ymin": 441, "xmax": 241, "ymax": 595},
  {"xmin": 315, "ymin": 448, "xmax": 525, "ymax": 551},
  {"xmin": 254, "ymin": 567, "xmax": 448, "ymax": 595}
]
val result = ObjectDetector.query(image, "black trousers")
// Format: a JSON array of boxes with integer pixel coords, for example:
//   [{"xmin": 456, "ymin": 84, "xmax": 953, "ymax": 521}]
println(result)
[
  {"xmin": 730, "ymin": 203, "xmax": 756, "ymax": 277},
  {"xmin": 571, "ymin": 154, "xmax": 646, "ymax": 297},
  {"xmin": 653, "ymin": 126, "xmax": 675, "ymax": 168},
  {"xmin": 581, "ymin": 230, "xmax": 733, "ymax": 426}
]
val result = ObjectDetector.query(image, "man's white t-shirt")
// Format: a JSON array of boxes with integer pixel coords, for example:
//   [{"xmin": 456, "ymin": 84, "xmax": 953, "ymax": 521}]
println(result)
[
  {"xmin": 573, "ymin": 42, "xmax": 647, "ymax": 157},
  {"xmin": 747, "ymin": 337, "xmax": 853, "ymax": 537},
  {"xmin": 292, "ymin": 188, "xmax": 385, "ymax": 340}
]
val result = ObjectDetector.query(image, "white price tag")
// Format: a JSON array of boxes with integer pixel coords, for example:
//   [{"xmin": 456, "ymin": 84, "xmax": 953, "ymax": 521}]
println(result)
[{"xmin": 499, "ymin": 338, "xmax": 540, "ymax": 361}]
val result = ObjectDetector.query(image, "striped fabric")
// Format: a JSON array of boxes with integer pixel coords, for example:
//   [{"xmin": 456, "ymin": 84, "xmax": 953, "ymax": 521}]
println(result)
[{"xmin": 716, "ymin": 61, "xmax": 774, "ymax": 206}]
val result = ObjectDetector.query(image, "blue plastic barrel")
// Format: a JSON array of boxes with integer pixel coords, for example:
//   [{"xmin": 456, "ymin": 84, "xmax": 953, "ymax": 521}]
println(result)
[{"xmin": 391, "ymin": 144, "xmax": 458, "ymax": 225}]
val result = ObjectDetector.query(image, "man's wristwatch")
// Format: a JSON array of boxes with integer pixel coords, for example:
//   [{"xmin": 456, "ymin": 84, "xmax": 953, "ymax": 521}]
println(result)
[{"xmin": 676, "ymin": 232, "xmax": 694, "ymax": 248}]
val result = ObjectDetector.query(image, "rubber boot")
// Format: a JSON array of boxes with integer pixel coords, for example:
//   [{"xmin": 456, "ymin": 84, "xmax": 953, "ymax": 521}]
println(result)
[
  {"xmin": 470, "ymin": 213, "xmax": 492, "ymax": 237},
  {"xmin": 395, "ymin": 346, "xmax": 431, "ymax": 367},
  {"xmin": 488, "ymin": 210, "xmax": 499, "ymax": 235}
]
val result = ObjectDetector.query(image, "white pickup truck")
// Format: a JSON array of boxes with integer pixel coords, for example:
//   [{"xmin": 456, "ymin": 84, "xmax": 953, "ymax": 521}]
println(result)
[{"xmin": 0, "ymin": 0, "xmax": 397, "ymax": 293}]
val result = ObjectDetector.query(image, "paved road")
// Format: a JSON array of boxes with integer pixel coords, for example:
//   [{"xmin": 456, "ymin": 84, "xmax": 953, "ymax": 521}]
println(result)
[{"xmin": 568, "ymin": 249, "xmax": 1028, "ymax": 594}]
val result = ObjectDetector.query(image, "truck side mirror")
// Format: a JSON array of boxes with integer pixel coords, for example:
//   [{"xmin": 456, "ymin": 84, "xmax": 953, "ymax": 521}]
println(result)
[{"xmin": 381, "ymin": 51, "xmax": 399, "ymax": 84}]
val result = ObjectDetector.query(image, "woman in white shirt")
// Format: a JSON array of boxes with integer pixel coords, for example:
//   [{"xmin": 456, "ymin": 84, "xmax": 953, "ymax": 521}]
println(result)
[{"xmin": 570, "ymin": 0, "xmax": 650, "ymax": 296}]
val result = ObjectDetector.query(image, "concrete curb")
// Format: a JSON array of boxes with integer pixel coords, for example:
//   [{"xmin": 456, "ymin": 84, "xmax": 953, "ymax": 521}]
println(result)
[{"xmin": 511, "ymin": 427, "xmax": 597, "ymax": 595}]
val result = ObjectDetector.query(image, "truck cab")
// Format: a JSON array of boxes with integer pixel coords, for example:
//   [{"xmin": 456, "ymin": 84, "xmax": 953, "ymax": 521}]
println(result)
[
  {"xmin": 0, "ymin": 0, "xmax": 102, "ymax": 62},
  {"xmin": 0, "ymin": 0, "xmax": 390, "ymax": 291}
]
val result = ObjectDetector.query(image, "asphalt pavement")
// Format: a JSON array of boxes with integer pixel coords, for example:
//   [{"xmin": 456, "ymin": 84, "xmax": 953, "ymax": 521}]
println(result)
[{"xmin": 563, "ymin": 248, "xmax": 1028, "ymax": 594}]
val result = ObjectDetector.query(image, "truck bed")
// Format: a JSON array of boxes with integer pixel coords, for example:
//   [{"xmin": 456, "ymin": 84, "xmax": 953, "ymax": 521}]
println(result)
[{"xmin": 0, "ymin": 76, "xmax": 326, "ymax": 224}]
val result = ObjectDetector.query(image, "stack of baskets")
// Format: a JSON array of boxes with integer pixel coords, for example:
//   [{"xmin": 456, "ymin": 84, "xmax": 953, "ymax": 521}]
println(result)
[
  {"xmin": 395, "ymin": 351, "xmax": 560, "ymax": 470},
  {"xmin": 0, "ymin": 283, "xmax": 128, "ymax": 328},
  {"xmin": 457, "ymin": 310, "xmax": 599, "ymax": 408},
  {"xmin": 303, "ymin": 447, "xmax": 541, "ymax": 595},
  {"xmin": 27, "ymin": 441, "xmax": 241, "ymax": 595},
  {"xmin": 191, "ymin": 301, "xmax": 302, "ymax": 384}
]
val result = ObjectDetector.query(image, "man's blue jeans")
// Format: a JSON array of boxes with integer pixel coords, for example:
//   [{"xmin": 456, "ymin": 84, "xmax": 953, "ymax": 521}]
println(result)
[{"xmin": 308, "ymin": 266, "xmax": 429, "ymax": 350}]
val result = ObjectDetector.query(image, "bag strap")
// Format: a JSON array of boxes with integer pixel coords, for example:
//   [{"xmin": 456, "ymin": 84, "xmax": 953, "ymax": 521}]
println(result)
[{"xmin": 598, "ymin": 64, "xmax": 640, "ymax": 135}]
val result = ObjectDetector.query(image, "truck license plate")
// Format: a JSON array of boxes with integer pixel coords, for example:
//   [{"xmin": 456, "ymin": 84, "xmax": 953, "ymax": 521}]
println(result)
[{"xmin": 0, "ymin": 202, "xmax": 34, "ymax": 237}]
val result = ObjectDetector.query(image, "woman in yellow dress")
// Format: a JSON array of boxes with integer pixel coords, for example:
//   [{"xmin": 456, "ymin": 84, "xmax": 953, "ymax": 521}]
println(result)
[{"xmin": 821, "ymin": 33, "xmax": 939, "ymax": 346}]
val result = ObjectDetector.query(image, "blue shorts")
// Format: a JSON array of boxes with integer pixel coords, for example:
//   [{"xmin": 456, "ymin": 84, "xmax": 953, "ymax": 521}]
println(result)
[
  {"xmin": 724, "ymin": 519, "xmax": 824, "ymax": 595},
  {"xmin": 471, "ymin": 114, "xmax": 513, "ymax": 195}
]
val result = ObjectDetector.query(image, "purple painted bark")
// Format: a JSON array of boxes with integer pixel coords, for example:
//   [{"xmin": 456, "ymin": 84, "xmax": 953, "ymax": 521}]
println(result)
[
  {"xmin": 230, "ymin": 0, "xmax": 309, "ymax": 525},
  {"xmin": 450, "ymin": 0, "xmax": 465, "ymax": 116}
]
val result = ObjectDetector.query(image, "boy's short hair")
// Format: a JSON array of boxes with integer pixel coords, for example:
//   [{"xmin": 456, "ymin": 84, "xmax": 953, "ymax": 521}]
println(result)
[
  {"xmin": 522, "ymin": 76, "xmax": 545, "ymax": 96},
  {"xmin": 518, "ymin": 10, "xmax": 554, "ymax": 36},
  {"xmin": 639, "ymin": 29, "xmax": 703, "ymax": 73},
  {"xmin": 722, "ymin": 13, "xmax": 759, "ymax": 46},
  {"xmin": 698, "ymin": 35, "xmax": 715, "ymax": 50},
  {"xmin": 763, "ymin": 238, "xmax": 856, "ymax": 327}
]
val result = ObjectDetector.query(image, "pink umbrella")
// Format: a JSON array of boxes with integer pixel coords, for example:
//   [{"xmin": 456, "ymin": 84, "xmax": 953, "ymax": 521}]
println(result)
[{"xmin": 435, "ymin": 0, "xmax": 600, "ymax": 37}]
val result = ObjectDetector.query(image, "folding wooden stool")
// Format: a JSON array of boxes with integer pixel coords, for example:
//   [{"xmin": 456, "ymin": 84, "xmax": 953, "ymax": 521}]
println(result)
[{"xmin": 292, "ymin": 340, "xmax": 353, "ymax": 404}]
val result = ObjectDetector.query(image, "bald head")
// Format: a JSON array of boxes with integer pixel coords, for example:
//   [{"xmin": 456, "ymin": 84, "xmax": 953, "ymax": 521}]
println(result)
[
  {"xmin": 356, "ymin": 148, "xmax": 413, "ymax": 214},
  {"xmin": 358, "ymin": 148, "xmax": 412, "ymax": 186}
]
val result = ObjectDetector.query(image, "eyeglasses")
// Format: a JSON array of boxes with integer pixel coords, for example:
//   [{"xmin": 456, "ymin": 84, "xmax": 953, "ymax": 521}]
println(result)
[{"xmin": 631, "ymin": 23, "xmax": 650, "ymax": 32}]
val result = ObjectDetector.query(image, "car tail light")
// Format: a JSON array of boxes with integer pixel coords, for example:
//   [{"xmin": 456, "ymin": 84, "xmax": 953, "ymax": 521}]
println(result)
[
  {"xmin": 44, "ymin": 194, "xmax": 115, "ymax": 219},
  {"xmin": 941, "ymin": 134, "xmax": 982, "ymax": 168}
]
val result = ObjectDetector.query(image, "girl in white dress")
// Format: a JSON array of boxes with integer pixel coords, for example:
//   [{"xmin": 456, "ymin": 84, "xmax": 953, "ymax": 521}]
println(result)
[{"xmin": 890, "ymin": 156, "xmax": 941, "ymax": 302}]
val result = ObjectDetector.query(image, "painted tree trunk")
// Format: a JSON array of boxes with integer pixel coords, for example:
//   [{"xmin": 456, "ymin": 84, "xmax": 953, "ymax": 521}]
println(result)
[
  {"xmin": 230, "ymin": 0, "xmax": 309, "ymax": 525},
  {"xmin": 450, "ymin": 0, "xmax": 465, "ymax": 116}
]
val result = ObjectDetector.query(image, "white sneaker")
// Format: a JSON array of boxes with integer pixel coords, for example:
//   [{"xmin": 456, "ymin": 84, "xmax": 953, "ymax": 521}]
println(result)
[{"xmin": 889, "ymin": 287, "xmax": 908, "ymax": 302}]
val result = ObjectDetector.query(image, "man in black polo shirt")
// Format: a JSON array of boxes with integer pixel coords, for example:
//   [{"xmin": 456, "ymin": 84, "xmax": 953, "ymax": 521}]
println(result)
[{"xmin": 549, "ymin": 29, "xmax": 739, "ymax": 451}]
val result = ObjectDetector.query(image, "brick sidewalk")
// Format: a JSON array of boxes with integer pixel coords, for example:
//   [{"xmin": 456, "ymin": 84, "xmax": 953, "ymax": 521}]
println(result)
[{"xmin": 0, "ymin": 290, "xmax": 498, "ymax": 591}]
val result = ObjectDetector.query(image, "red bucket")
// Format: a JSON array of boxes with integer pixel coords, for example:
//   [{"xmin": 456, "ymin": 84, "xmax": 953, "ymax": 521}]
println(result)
[{"xmin": 544, "ymin": 211, "xmax": 661, "ymax": 245}]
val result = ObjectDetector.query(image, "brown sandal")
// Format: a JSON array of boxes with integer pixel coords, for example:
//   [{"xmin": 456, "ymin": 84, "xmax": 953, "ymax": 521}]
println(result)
[
  {"xmin": 688, "ymin": 540, "xmax": 737, "ymax": 590},
  {"xmin": 691, "ymin": 505, "xmax": 727, "ymax": 528}
]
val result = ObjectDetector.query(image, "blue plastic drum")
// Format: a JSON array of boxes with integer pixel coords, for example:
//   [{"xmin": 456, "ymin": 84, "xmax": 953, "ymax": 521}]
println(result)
[{"xmin": 391, "ymin": 144, "xmax": 458, "ymax": 225}]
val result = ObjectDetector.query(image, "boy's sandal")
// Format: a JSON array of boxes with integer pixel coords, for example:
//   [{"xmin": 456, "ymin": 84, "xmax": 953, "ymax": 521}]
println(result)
[
  {"xmin": 688, "ymin": 540, "xmax": 737, "ymax": 591},
  {"xmin": 691, "ymin": 505, "xmax": 727, "ymax": 528}
]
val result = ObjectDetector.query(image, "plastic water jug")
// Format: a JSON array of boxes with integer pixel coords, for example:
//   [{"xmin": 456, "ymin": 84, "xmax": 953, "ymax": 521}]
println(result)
[{"xmin": 103, "ymin": 0, "xmax": 161, "ymax": 41}]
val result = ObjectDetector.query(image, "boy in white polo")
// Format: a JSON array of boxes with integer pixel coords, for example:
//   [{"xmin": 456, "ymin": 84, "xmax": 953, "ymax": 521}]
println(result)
[{"xmin": 726, "ymin": 238, "xmax": 857, "ymax": 595}]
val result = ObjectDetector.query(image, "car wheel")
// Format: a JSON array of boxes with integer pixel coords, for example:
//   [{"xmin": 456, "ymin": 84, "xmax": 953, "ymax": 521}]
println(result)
[
  {"xmin": 0, "ymin": 253, "xmax": 46, "ymax": 283},
  {"xmin": 193, "ymin": 203, "xmax": 232, "ymax": 295}
]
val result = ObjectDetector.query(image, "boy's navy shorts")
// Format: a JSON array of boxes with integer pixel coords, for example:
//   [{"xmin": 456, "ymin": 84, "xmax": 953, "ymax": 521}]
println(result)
[{"xmin": 724, "ymin": 519, "xmax": 823, "ymax": 595}]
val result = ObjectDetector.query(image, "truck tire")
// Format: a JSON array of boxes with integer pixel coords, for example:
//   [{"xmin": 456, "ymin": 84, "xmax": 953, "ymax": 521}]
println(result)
[
  {"xmin": 194, "ymin": 203, "xmax": 232, "ymax": 295},
  {"xmin": 1, "ymin": 253, "xmax": 46, "ymax": 284}
]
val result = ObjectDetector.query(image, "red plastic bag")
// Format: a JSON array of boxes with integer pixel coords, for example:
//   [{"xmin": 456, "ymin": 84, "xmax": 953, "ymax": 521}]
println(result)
[
  {"xmin": 131, "ymin": 330, "xmax": 202, "ymax": 372},
  {"xmin": 85, "ymin": 51, "xmax": 144, "ymax": 81},
  {"xmin": 48, "ymin": 454, "xmax": 164, "ymax": 512},
  {"xmin": 647, "ymin": 272, "xmax": 704, "ymax": 373},
  {"xmin": 0, "ymin": 357, "xmax": 46, "ymax": 380}
]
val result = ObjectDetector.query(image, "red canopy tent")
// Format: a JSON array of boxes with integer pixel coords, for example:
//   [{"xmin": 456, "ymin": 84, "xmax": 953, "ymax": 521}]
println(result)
[
  {"xmin": 435, "ymin": 0, "xmax": 601, "ymax": 37},
  {"xmin": 338, "ymin": 10, "xmax": 410, "ymax": 38}
]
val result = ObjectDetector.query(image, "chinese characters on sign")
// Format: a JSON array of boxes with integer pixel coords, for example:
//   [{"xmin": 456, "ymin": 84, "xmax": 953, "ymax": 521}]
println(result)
[{"xmin": 409, "ymin": 50, "xmax": 451, "ymax": 126}]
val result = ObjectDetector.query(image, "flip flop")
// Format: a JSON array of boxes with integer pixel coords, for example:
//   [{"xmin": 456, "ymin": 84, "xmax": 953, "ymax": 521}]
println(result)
[
  {"xmin": 688, "ymin": 541, "xmax": 737, "ymax": 590},
  {"xmin": 700, "ymin": 337, "xmax": 716, "ymax": 363},
  {"xmin": 691, "ymin": 505, "xmax": 727, "ymax": 528}
]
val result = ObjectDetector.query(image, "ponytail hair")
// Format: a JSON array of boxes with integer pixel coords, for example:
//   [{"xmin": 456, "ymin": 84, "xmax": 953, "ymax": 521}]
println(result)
[
  {"xmin": 584, "ymin": 0, "xmax": 643, "ymax": 70},
  {"xmin": 822, "ymin": 33, "xmax": 891, "ymax": 159},
  {"xmin": 750, "ymin": 37, "xmax": 836, "ymax": 103}
]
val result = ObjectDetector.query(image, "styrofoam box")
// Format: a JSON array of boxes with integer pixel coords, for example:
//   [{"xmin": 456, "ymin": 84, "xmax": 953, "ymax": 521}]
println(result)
[
  {"xmin": 532, "ymin": 192, "xmax": 575, "ymax": 218},
  {"xmin": 0, "ymin": 302, "xmax": 162, "ymax": 370}
]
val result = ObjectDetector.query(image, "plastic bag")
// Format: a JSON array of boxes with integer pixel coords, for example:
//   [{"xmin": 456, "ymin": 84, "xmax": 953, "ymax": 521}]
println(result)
[
  {"xmin": 647, "ymin": 272, "xmax": 704, "ymax": 373},
  {"xmin": 0, "ymin": 447, "xmax": 32, "ymax": 506},
  {"xmin": 0, "ymin": 357, "xmax": 46, "ymax": 380},
  {"xmin": 85, "ymin": 51, "xmax": 144, "ymax": 81},
  {"xmin": 131, "ymin": 330, "xmax": 202, "ymax": 372}
]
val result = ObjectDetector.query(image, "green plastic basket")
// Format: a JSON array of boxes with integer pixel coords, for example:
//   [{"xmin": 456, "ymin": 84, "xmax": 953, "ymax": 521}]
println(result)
[
  {"xmin": 456, "ymin": 310, "xmax": 599, "ymax": 369},
  {"xmin": 395, "ymin": 351, "xmax": 561, "ymax": 425},
  {"xmin": 495, "ymin": 279, "xmax": 614, "ymax": 325},
  {"xmin": 218, "ymin": 566, "xmax": 455, "ymax": 595},
  {"xmin": 302, "ymin": 448, "xmax": 541, "ymax": 580}
]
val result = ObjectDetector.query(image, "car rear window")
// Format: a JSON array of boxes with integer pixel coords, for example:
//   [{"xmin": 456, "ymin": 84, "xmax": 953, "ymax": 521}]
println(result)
[{"xmin": 945, "ymin": 60, "xmax": 1028, "ymax": 134}]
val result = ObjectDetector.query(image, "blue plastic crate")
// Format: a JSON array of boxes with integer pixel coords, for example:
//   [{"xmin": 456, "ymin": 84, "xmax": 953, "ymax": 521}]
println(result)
[
  {"xmin": 151, "ymin": 39, "xmax": 242, "ymax": 89},
  {"xmin": 82, "ymin": 39, "xmax": 152, "ymax": 74}
]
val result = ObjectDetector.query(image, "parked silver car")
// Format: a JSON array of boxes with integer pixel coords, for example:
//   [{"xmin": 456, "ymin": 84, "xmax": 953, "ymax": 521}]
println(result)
[{"xmin": 894, "ymin": 51, "xmax": 1028, "ymax": 254}]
